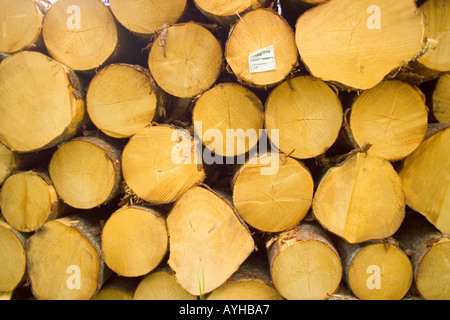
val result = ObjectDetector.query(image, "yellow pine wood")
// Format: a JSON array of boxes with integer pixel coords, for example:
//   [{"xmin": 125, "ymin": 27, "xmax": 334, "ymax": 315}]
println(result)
[
  {"xmin": 122, "ymin": 125, "xmax": 205, "ymax": 204},
  {"xmin": 232, "ymin": 153, "xmax": 314, "ymax": 232},
  {"xmin": 225, "ymin": 9, "xmax": 298, "ymax": 87},
  {"xmin": 93, "ymin": 276, "xmax": 140, "ymax": 300},
  {"xmin": 87, "ymin": 64, "xmax": 158, "ymax": 139},
  {"xmin": 313, "ymin": 152, "xmax": 405, "ymax": 243},
  {"xmin": 101, "ymin": 206, "xmax": 168, "ymax": 277},
  {"xmin": 192, "ymin": 83, "xmax": 264, "ymax": 158},
  {"xmin": 415, "ymin": 238, "xmax": 450, "ymax": 300},
  {"xmin": 0, "ymin": 143, "xmax": 15, "ymax": 185},
  {"xmin": 0, "ymin": 0, "xmax": 43, "ymax": 53},
  {"xmin": 265, "ymin": 76, "xmax": 343, "ymax": 159},
  {"xmin": 272, "ymin": 241, "xmax": 342, "ymax": 300},
  {"xmin": 268, "ymin": 223, "xmax": 343, "ymax": 300},
  {"xmin": 109, "ymin": 0, "xmax": 187, "ymax": 35},
  {"xmin": 43, "ymin": 0, "xmax": 118, "ymax": 71},
  {"xmin": 417, "ymin": 0, "xmax": 450, "ymax": 71},
  {"xmin": 0, "ymin": 171, "xmax": 58, "ymax": 232},
  {"xmin": 347, "ymin": 243, "xmax": 413, "ymax": 300},
  {"xmin": 26, "ymin": 218, "xmax": 102, "ymax": 300},
  {"xmin": 0, "ymin": 219, "xmax": 26, "ymax": 293},
  {"xmin": 194, "ymin": 0, "xmax": 269, "ymax": 25},
  {"xmin": 49, "ymin": 139, "xmax": 119, "ymax": 209},
  {"xmin": 399, "ymin": 128, "xmax": 450, "ymax": 234},
  {"xmin": 296, "ymin": 0, "xmax": 426, "ymax": 89},
  {"xmin": 93, "ymin": 288, "xmax": 133, "ymax": 300},
  {"xmin": 133, "ymin": 270, "xmax": 197, "ymax": 300},
  {"xmin": 350, "ymin": 80, "xmax": 428, "ymax": 161},
  {"xmin": 207, "ymin": 280, "xmax": 283, "ymax": 300},
  {"xmin": 0, "ymin": 51, "xmax": 84, "ymax": 152},
  {"xmin": 195, "ymin": 0, "xmax": 263, "ymax": 17},
  {"xmin": 167, "ymin": 186, "xmax": 255, "ymax": 295},
  {"xmin": 432, "ymin": 74, "xmax": 450, "ymax": 123},
  {"xmin": 148, "ymin": 22, "xmax": 223, "ymax": 98}
]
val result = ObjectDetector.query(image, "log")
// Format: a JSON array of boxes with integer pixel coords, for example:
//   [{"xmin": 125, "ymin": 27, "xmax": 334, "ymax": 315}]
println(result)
[
  {"xmin": 432, "ymin": 74, "xmax": 450, "ymax": 123},
  {"xmin": 0, "ymin": 0, "xmax": 44, "ymax": 54},
  {"xmin": 108, "ymin": 0, "xmax": 188, "ymax": 38},
  {"xmin": 206, "ymin": 257, "xmax": 283, "ymax": 300},
  {"xmin": 313, "ymin": 152, "xmax": 405, "ymax": 243},
  {"xmin": 121, "ymin": 125, "xmax": 206, "ymax": 205},
  {"xmin": 133, "ymin": 266, "xmax": 197, "ymax": 300},
  {"xmin": 266, "ymin": 222, "xmax": 343, "ymax": 300},
  {"xmin": 264, "ymin": 76, "xmax": 343, "ymax": 159},
  {"xmin": 328, "ymin": 284, "xmax": 359, "ymax": 300},
  {"xmin": 232, "ymin": 152, "xmax": 314, "ymax": 233},
  {"xmin": 26, "ymin": 214, "xmax": 108, "ymax": 300},
  {"xmin": 193, "ymin": 0, "xmax": 270, "ymax": 26},
  {"xmin": 0, "ymin": 51, "xmax": 85, "ymax": 153},
  {"xmin": 398, "ymin": 127, "xmax": 450, "ymax": 234},
  {"xmin": 417, "ymin": 0, "xmax": 450, "ymax": 72},
  {"xmin": 166, "ymin": 185, "xmax": 255, "ymax": 295},
  {"xmin": 295, "ymin": 0, "xmax": 427, "ymax": 89},
  {"xmin": 0, "ymin": 144, "xmax": 51, "ymax": 186},
  {"xmin": 42, "ymin": 0, "xmax": 120, "ymax": 71},
  {"xmin": 349, "ymin": 80, "xmax": 429, "ymax": 161},
  {"xmin": 101, "ymin": 206, "xmax": 168, "ymax": 277},
  {"xmin": 0, "ymin": 171, "xmax": 69, "ymax": 233},
  {"xmin": 335, "ymin": 238, "xmax": 413, "ymax": 300},
  {"xmin": 395, "ymin": 211, "xmax": 450, "ymax": 300},
  {"xmin": 93, "ymin": 275, "xmax": 140, "ymax": 300},
  {"xmin": 225, "ymin": 8, "xmax": 298, "ymax": 87},
  {"xmin": 148, "ymin": 22, "xmax": 223, "ymax": 98},
  {"xmin": 86, "ymin": 63, "xmax": 162, "ymax": 139},
  {"xmin": 192, "ymin": 83, "xmax": 264, "ymax": 159},
  {"xmin": 0, "ymin": 219, "xmax": 27, "ymax": 293},
  {"xmin": 48, "ymin": 136, "xmax": 122, "ymax": 210}
]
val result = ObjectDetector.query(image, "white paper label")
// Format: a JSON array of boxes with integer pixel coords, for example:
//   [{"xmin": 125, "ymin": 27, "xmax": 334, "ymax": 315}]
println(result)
[{"xmin": 248, "ymin": 46, "xmax": 276, "ymax": 73}]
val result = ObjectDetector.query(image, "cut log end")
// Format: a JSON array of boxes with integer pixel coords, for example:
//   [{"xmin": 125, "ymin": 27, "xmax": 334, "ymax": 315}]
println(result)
[
  {"xmin": 415, "ymin": 238, "xmax": 450, "ymax": 300},
  {"xmin": 313, "ymin": 152, "xmax": 405, "ymax": 243},
  {"xmin": 432, "ymin": 74, "xmax": 450, "ymax": 123},
  {"xmin": 399, "ymin": 128, "xmax": 450, "ymax": 234},
  {"xmin": 0, "ymin": 0, "xmax": 43, "ymax": 54},
  {"xmin": 232, "ymin": 153, "xmax": 314, "ymax": 232},
  {"xmin": 207, "ymin": 280, "xmax": 282, "ymax": 300},
  {"xmin": 86, "ymin": 64, "xmax": 160, "ymax": 139},
  {"xmin": 207, "ymin": 258, "xmax": 283, "ymax": 300},
  {"xmin": 296, "ymin": 0, "xmax": 426, "ymax": 89},
  {"xmin": 0, "ymin": 171, "xmax": 61, "ymax": 233},
  {"xmin": 101, "ymin": 206, "xmax": 168, "ymax": 277},
  {"xmin": 133, "ymin": 269, "xmax": 197, "ymax": 300},
  {"xmin": 0, "ymin": 144, "xmax": 16, "ymax": 185},
  {"xmin": 42, "ymin": 0, "xmax": 118, "ymax": 71},
  {"xmin": 346, "ymin": 243, "xmax": 413, "ymax": 300},
  {"xmin": 26, "ymin": 216, "xmax": 104, "ymax": 300},
  {"xmin": 148, "ymin": 22, "xmax": 223, "ymax": 98},
  {"xmin": 267, "ymin": 223, "xmax": 343, "ymax": 300},
  {"xmin": 0, "ymin": 219, "xmax": 27, "ymax": 293},
  {"xmin": 226, "ymin": 8, "xmax": 298, "ymax": 87},
  {"xmin": 265, "ymin": 76, "xmax": 343, "ymax": 159},
  {"xmin": 167, "ymin": 186, "xmax": 255, "ymax": 295},
  {"xmin": 49, "ymin": 137, "xmax": 121, "ymax": 210},
  {"xmin": 122, "ymin": 125, "xmax": 205, "ymax": 205},
  {"xmin": 350, "ymin": 80, "xmax": 428, "ymax": 161},
  {"xmin": 109, "ymin": 0, "xmax": 188, "ymax": 36},
  {"xmin": 417, "ymin": 0, "xmax": 450, "ymax": 72},
  {"xmin": 194, "ymin": 0, "xmax": 270, "ymax": 26},
  {"xmin": 0, "ymin": 51, "xmax": 84, "ymax": 152},
  {"xmin": 193, "ymin": 83, "xmax": 264, "ymax": 158}
]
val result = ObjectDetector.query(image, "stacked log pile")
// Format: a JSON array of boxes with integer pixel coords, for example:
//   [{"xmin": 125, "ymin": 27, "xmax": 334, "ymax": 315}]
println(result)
[{"xmin": 0, "ymin": 0, "xmax": 449, "ymax": 300}]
